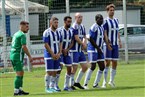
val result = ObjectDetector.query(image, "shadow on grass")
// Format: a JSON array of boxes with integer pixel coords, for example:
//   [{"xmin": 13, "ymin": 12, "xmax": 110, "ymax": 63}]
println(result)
[
  {"xmin": 30, "ymin": 85, "xmax": 145, "ymax": 96},
  {"xmin": 82, "ymin": 85, "xmax": 145, "ymax": 92}
]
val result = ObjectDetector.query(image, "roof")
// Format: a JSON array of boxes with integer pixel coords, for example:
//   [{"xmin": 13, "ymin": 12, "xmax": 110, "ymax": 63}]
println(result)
[{"xmin": 0, "ymin": 0, "xmax": 49, "ymax": 15}]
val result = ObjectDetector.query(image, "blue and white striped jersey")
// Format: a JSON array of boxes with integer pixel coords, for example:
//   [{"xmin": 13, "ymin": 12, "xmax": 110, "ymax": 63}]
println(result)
[
  {"xmin": 70, "ymin": 22, "xmax": 86, "ymax": 52},
  {"xmin": 58, "ymin": 26, "xmax": 73, "ymax": 49},
  {"xmin": 43, "ymin": 28, "xmax": 62, "ymax": 58},
  {"xmin": 87, "ymin": 23, "xmax": 104, "ymax": 52},
  {"xmin": 103, "ymin": 17, "xmax": 119, "ymax": 45}
]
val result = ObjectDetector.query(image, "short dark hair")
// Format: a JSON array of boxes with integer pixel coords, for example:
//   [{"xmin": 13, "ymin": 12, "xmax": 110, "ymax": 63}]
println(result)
[
  {"xmin": 50, "ymin": 17, "xmax": 58, "ymax": 21},
  {"xmin": 64, "ymin": 16, "xmax": 72, "ymax": 21},
  {"xmin": 95, "ymin": 14, "xmax": 103, "ymax": 21},
  {"xmin": 20, "ymin": 21, "xmax": 29, "ymax": 25},
  {"xmin": 106, "ymin": 4, "xmax": 115, "ymax": 11}
]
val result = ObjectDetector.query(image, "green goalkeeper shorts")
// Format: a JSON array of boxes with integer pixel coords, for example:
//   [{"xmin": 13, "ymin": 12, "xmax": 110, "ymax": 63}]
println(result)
[{"xmin": 11, "ymin": 60, "xmax": 24, "ymax": 72}]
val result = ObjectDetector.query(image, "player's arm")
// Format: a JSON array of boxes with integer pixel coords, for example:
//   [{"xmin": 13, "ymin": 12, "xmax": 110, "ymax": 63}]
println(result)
[
  {"xmin": 82, "ymin": 29, "xmax": 87, "ymax": 50},
  {"xmin": 62, "ymin": 40, "xmax": 74, "ymax": 56},
  {"xmin": 72, "ymin": 27, "xmax": 83, "ymax": 45},
  {"xmin": 22, "ymin": 45, "xmax": 33, "ymax": 62},
  {"xmin": 44, "ymin": 43, "xmax": 55, "ymax": 56},
  {"xmin": 43, "ymin": 31, "xmax": 56, "ymax": 59},
  {"xmin": 103, "ymin": 20, "xmax": 112, "ymax": 50},
  {"xmin": 74, "ymin": 35, "xmax": 83, "ymax": 45},
  {"xmin": 67, "ymin": 40, "xmax": 74, "ymax": 51},
  {"xmin": 21, "ymin": 35, "xmax": 33, "ymax": 62},
  {"xmin": 87, "ymin": 37, "xmax": 102, "ymax": 53},
  {"xmin": 118, "ymin": 32, "xmax": 122, "ymax": 48},
  {"xmin": 87, "ymin": 29, "xmax": 102, "ymax": 53},
  {"xmin": 104, "ymin": 30, "xmax": 112, "ymax": 50}
]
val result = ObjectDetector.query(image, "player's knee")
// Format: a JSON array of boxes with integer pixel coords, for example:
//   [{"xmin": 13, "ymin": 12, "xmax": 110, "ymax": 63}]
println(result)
[
  {"xmin": 90, "ymin": 63, "xmax": 96, "ymax": 71},
  {"xmin": 82, "ymin": 65, "xmax": 88, "ymax": 72},
  {"xmin": 99, "ymin": 66, "xmax": 105, "ymax": 71}
]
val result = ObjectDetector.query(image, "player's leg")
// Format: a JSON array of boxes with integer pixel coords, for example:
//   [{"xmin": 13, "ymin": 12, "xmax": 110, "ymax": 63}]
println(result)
[
  {"xmin": 44, "ymin": 59, "xmax": 55, "ymax": 93},
  {"xmin": 74, "ymin": 52, "xmax": 87, "ymax": 89},
  {"xmin": 11, "ymin": 60, "xmax": 29, "ymax": 96},
  {"xmin": 93, "ymin": 53, "xmax": 105, "ymax": 88},
  {"xmin": 93, "ymin": 61, "xmax": 105, "ymax": 88},
  {"xmin": 63, "ymin": 56, "xmax": 73, "ymax": 91},
  {"xmin": 109, "ymin": 45, "xmax": 119, "ymax": 87},
  {"xmin": 70, "ymin": 52, "xmax": 79, "ymax": 90},
  {"xmin": 49, "ymin": 59, "xmax": 61, "ymax": 92},
  {"xmin": 84, "ymin": 52, "xmax": 97, "ymax": 89},
  {"xmin": 102, "ymin": 45, "xmax": 112, "ymax": 88},
  {"xmin": 54, "ymin": 55, "xmax": 63, "ymax": 91}
]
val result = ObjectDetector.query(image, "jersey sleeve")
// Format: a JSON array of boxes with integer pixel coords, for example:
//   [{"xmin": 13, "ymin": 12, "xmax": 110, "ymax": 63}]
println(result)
[
  {"xmin": 21, "ymin": 34, "xmax": 26, "ymax": 45},
  {"xmin": 83, "ymin": 25, "xmax": 86, "ymax": 36},
  {"xmin": 72, "ymin": 24, "xmax": 79, "ymax": 36},
  {"xmin": 43, "ymin": 30, "xmax": 50, "ymax": 43},
  {"xmin": 89, "ymin": 29, "xmax": 96, "ymax": 40},
  {"xmin": 103, "ymin": 20, "xmax": 108, "ymax": 31},
  {"xmin": 59, "ymin": 32, "xmax": 62, "ymax": 42}
]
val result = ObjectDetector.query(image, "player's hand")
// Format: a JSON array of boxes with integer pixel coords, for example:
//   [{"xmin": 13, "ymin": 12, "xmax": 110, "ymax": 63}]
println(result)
[
  {"xmin": 56, "ymin": 53, "xmax": 61, "ymax": 60},
  {"xmin": 82, "ymin": 43, "xmax": 87, "ymax": 50},
  {"xmin": 97, "ymin": 48, "xmax": 103, "ymax": 54},
  {"xmin": 107, "ymin": 44, "xmax": 112, "ymax": 51},
  {"xmin": 119, "ymin": 41, "xmax": 122, "ymax": 48},
  {"xmin": 28, "ymin": 56, "xmax": 33, "ymax": 63},
  {"xmin": 51, "ymin": 54, "xmax": 57, "ymax": 60},
  {"xmin": 62, "ymin": 49, "xmax": 68, "ymax": 56}
]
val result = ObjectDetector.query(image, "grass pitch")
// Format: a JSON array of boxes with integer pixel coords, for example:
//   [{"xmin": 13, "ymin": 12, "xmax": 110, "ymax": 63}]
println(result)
[{"xmin": 0, "ymin": 60, "xmax": 145, "ymax": 97}]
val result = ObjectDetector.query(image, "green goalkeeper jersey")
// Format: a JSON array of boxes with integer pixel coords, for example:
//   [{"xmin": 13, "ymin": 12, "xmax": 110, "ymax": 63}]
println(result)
[{"xmin": 10, "ymin": 30, "xmax": 26, "ymax": 61}]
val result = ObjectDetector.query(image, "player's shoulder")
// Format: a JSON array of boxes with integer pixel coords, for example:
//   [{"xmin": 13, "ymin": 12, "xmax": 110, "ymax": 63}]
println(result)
[
  {"xmin": 72, "ymin": 22, "xmax": 79, "ymax": 29},
  {"xmin": 80, "ymin": 24, "xmax": 85, "ymax": 29},
  {"xmin": 16, "ymin": 30, "xmax": 25, "ymax": 37},
  {"xmin": 43, "ymin": 28, "xmax": 51, "ymax": 36},
  {"xmin": 57, "ymin": 26, "xmax": 64, "ymax": 32},
  {"xmin": 90, "ymin": 23, "xmax": 98, "ymax": 32},
  {"xmin": 114, "ymin": 18, "xmax": 119, "ymax": 23}
]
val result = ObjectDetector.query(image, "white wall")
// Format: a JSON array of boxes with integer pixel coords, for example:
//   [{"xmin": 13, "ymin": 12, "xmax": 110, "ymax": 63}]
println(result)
[
  {"xmin": 52, "ymin": 9, "xmax": 140, "ymax": 34},
  {"xmin": 0, "ymin": 14, "xmax": 39, "ymax": 36}
]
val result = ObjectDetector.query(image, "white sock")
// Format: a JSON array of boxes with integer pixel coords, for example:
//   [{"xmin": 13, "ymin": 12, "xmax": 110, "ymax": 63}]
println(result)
[
  {"xmin": 75, "ymin": 69, "xmax": 84, "ymax": 83},
  {"xmin": 64, "ymin": 74, "xmax": 70, "ymax": 88},
  {"xmin": 93, "ymin": 70, "xmax": 103, "ymax": 86},
  {"xmin": 103, "ymin": 67, "xmax": 109, "ymax": 84},
  {"xmin": 70, "ymin": 74, "xmax": 74, "ymax": 86},
  {"xmin": 44, "ymin": 74, "xmax": 51, "ymax": 88},
  {"xmin": 50, "ymin": 76, "xmax": 56, "ymax": 88},
  {"xmin": 110, "ymin": 68, "xmax": 116, "ymax": 83},
  {"xmin": 14, "ymin": 89, "xmax": 19, "ymax": 93},
  {"xmin": 84, "ymin": 68, "xmax": 93, "ymax": 86},
  {"xmin": 55, "ymin": 74, "xmax": 60, "ymax": 87}
]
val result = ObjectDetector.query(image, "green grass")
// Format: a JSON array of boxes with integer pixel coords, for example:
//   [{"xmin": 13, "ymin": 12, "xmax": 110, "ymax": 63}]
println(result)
[{"xmin": 0, "ymin": 60, "xmax": 145, "ymax": 97}]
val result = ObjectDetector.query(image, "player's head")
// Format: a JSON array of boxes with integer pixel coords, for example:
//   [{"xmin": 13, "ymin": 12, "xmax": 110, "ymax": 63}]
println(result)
[
  {"xmin": 106, "ymin": 4, "xmax": 115, "ymax": 17},
  {"xmin": 64, "ymin": 16, "xmax": 72, "ymax": 28},
  {"xmin": 20, "ymin": 21, "xmax": 29, "ymax": 33},
  {"xmin": 75, "ymin": 12, "xmax": 83, "ymax": 24},
  {"xmin": 50, "ymin": 17, "xmax": 58, "ymax": 30},
  {"xmin": 95, "ymin": 14, "xmax": 103, "ymax": 26}
]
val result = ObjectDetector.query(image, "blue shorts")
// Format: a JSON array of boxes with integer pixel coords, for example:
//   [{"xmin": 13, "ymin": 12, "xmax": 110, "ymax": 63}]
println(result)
[
  {"xmin": 103, "ymin": 45, "xmax": 119, "ymax": 60},
  {"xmin": 44, "ymin": 57, "xmax": 61, "ymax": 71},
  {"xmin": 70, "ymin": 52, "xmax": 87, "ymax": 65},
  {"xmin": 60, "ymin": 55, "xmax": 72, "ymax": 66},
  {"xmin": 88, "ymin": 52, "xmax": 104, "ymax": 63}
]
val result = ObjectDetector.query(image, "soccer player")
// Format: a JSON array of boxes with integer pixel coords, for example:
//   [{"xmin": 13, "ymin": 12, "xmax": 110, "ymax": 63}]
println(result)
[
  {"xmin": 102, "ymin": 4, "xmax": 122, "ymax": 88},
  {"xmin": 43, "ymin": 17, "xmax": 62, "ymax": 93},
  {"xmin": 10, "ymin": 21, "xmax": 33, "ymax": 96},
  {"xmin": 83, "ymin": 14, "xmax": 112, "ymax": 89},
  {"xmin": 58, "ymin": 16, "xmax": 74, "ymax": 91},
  {"xmin": 70, "ymin": 13, "xmax": 88, "ymax": 90}
]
